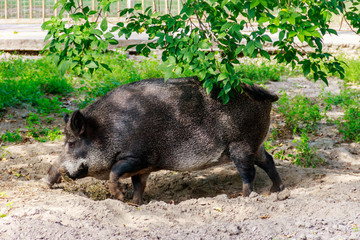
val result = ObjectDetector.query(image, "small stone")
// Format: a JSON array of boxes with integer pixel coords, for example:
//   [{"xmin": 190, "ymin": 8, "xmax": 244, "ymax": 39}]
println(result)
[
  {"xmin": 277, "ymin": 188, "xmax": 290, "ymax": 201},
  {"xmin": 296, "ymin": 221, "xmax": 305, "ymax": 228},
  {"xmin": 298, "ymin": 233, "xmax": 307, "ymax": 240},
  {"xmin": 305, "ymin": 222, "xmax": 314, "ymax": 228},
  {"xmin": 227, "ymin": 224, "xmax": 241, "ymax": 235},
  {"xmin": 249, "ymin": 192, "xmax": 259, "ymax": 198}
]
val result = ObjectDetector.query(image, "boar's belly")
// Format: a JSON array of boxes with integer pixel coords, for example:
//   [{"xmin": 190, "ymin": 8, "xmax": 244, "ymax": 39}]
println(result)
[{"xmin": 161, "ymin": 146, "xmax": 231, "ymax": 171}]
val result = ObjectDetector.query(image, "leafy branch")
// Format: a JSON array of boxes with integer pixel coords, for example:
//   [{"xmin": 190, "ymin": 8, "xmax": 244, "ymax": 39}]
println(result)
[
  {"xmin": 41, "ymin": 0, "xmax": 119, "ymax": 77},
  {"xmin": 42, "ymin": 0, "xmax": 360, "ymax": 103}
]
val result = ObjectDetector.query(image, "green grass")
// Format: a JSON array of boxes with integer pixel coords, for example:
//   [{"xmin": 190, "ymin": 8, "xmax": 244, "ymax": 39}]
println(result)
[
  {"xmin": 290, "ymin": 132, "xmax": 324, "ymax": 168},
  {"xmin": 0, "ymin": 57, "xmax": 72, "ymax": 111},
  {"xmin": 0, "ymin": 129, "xmax": 21, "ymax": 143},
  {"xmin": 235, "ymin": 60, "xmax": 296, "ymax": 84},
  {"xmin": 276, "ymin": 92, "xmax": 324, "ymax": 133},
  {"xmin": 321, "ymin": 88, "xmax": 360, "ymax": 142},
  {"xmin": 337, "ymin": 56, "xmax": 360, "ymax": 84}
]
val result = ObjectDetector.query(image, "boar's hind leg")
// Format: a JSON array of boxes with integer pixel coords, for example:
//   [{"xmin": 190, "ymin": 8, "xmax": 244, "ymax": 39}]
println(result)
[
  {"xmin": 109, "ymin": 157, "xmax": 147, "ymax": 202},
  {"xmin": 254, "ymin": 148, "xmax": 284, "ymax": 193},
  {"xmin": 229, "ymin": 142, "xmax": 256, "ymax": 197},
  {"xmin": 132, "ymin": 173, "xmax": 150, "ymax": 205}
]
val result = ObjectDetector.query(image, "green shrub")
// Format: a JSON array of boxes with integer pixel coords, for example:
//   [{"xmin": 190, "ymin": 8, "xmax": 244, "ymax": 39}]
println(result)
[
  {"xmin": 25, "ymin": 113, "xmax": 63, "ymax": 142},
  {"xmin": 289, "ymin": 131, "xmax": 323, "ymax": 168},
  {"xmin": 322, "ymin": 88, "xmax": 360, "ymax": 142},
  {"xmin": 0, "ymin": 129, "xmax": 21, "ymax": 143},
  {"xmin": 34, "ymin": 97, "xmax": 64, "ymax": 114},
  {"xmin": 337, "ymin": 56, "xmax": 360, "ymax": 84},
  {"xmin": 276, "ymin": 92, "xmax": 324, "ymax": 133},
  {"xmin": 40, "ymin": 77, "xmax": 72, "ymax": 95},
  {"xmin": 235, "ymin": 61, "xmax": 289, "ymax": 84},
  {"xmin": 338, "ymin": 106, "xmax": 360, "ymax": 142}
]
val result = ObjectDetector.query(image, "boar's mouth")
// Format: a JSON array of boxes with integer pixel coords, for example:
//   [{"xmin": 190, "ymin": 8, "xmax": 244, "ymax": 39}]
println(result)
[{"xmin": 68, "ymin": 162, "xmax": 89, "ymax": 179}]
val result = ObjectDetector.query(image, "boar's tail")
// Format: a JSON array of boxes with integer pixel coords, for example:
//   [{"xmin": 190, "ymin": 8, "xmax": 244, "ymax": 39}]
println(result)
[{"xmin": 241, "ymin": 84, "xmax": 279, "ymax": 102}]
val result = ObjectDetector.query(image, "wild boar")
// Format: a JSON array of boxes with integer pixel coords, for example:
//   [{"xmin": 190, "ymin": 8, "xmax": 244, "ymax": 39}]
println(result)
[{"xmin": 46, "ymin": 77, "xmax": 284, "ymax": 204}]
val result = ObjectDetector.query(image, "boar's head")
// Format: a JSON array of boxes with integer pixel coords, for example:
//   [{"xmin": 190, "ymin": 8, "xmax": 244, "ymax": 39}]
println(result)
[{"xmin": 47, "ymin": 110, "xmax": 113, "ymax": 186}]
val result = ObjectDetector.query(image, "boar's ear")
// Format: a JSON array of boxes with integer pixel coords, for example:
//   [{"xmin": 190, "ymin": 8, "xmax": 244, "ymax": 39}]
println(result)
[
  {"xmin": 70, "ymin": 110, "xmax": 86, "ymax": 136},
  {"xmin": 64, "ymin": 113, "xmax": 69, "ymax": 124}
]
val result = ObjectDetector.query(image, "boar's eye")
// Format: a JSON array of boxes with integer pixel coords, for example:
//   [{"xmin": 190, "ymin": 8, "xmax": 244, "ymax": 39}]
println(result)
[{"xmin": 68, "ymin": 141, "xmax": 75, "ymax": 149}]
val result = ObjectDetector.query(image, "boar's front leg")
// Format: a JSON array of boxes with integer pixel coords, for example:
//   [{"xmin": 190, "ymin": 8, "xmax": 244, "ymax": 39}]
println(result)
[{"xmin": 109, "ymin": 157, "xmax": 148, "ymax": 204}]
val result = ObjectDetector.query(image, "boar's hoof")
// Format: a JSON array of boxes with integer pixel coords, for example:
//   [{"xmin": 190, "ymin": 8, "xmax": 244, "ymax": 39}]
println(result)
[
  {"xmin": 109, "ymin": 181, "xmax": 124, "ymax": 201},
  {"xmin": 270, "ymin": 184, "xmax": 285, "ymax": 193},
  {"xmin": 133, "ymin": 196, "xmax": 144, "ymax": 206},
  {"xmin": 46, "ymin": 165, "xmax": 62, "ymax": 187},
  {"xmin": 242, "ymin": 183, "xmax": 254, "ymax": 197}
]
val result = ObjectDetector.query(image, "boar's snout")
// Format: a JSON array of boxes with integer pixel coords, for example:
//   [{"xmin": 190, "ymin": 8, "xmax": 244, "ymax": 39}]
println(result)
[
  {"xmin": 67, "ymin": 162, "xmax": 89, "ymax": 180},
  {"xmin": 46, "ymin": 165, "xmax": 62, "ymax": 187}
]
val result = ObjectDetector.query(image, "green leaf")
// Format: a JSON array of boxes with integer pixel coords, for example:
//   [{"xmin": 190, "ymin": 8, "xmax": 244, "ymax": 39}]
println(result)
[
  {"xmin": 279, "ymin": 30, "xmax": 285, "ymax": 41},
  {"xmin": 86, "ymin": 61, "xmax": 98, "ymax": 69},
  {"xmin": 136, "ymin": 44, "xmax": 145, "ymax": 52},
  {"xmin": 58, "ymin": 60, "xmax": 71, "ymax": 75},
  {"xmin": 134, "ymin": 3, "xmax": 142, "ymax": 10},
  {"xmin": 288, "ymin": 16, "xmax": 296, "ymax": 25},
  {"xmin": 100, "ymin": 18, "xmax": 108, "ymax": 32},
  {"xmin": 262, "ymin": 35, "xmax": 272, "ymax": 42},
  {"xmin": 250, "ymin": 0, "xmax": 260, "ymax": 9},
  {"xmin": 244, "ymin": 41, "xmax": 255, "ymax": 56},
  {"xmin": 104, "ymin": 32, "xmax": 114, "ymax": 39},
  {"xmin": 205, "ymin": 81, "xmax": 213, "ymax": 95},
  {"xmin": 207, "ymin": 52, "xmax": 215, "ymax": 60},
  {"xmin": 91, "ymin": 29, "xmax": 103, "ymax": 36},
  {"xmin": 298, "ymin": 34, "xmax": 305, "ymax": 43},
  {"xmin": 142, "ymin": 46, "xmax": 151, "ymax": 57},
  {"xmin": 110, "ymin": 26, "xmax": 120, "ymax": 32},
  {"xmin": 108, "ymin": 39, "xmax": 119, "ymax": 45},
  {"xmin": 199, "ymin": 40, "xmax": 210, "ymax": 49},
  {"xmin": 260, "ymin": 50, "xmax": 270, "ymax": 60},
  {"xmin": 116, "ymin": 22, "xmax": 125, "ymax": 27},
  {"xmin": 258, "ymin": 16, "xmax": 269, "ymax": 25},
  {"xmin": 235, "ymin": 46, "xmax": 243, "ymax": 56},
  {"xmin": 221, "ymin": 22, "xmax": 233, "ymax": 32},
  {"xmin": 217, "ymin": 72, "xmax": 227, "ymax": 81},
  {"xmin": 44, "ymin": 31, "xmax": 52, "ymax": 41},
  {"xmin": 184, "ymin": 51, "xmax": 193, "ymax": 63},
  {"xmin": 89, "ymin": 10, "xmax": 98, "ymax": 15},
  {"xmin": 174, "ymin": 66, "xmax": 182, "ymax": 75},
  {"xmin": 310, "ymin": 31, "xmax": 322, "ymax": 39},
  {"xmin": 100, "ymin": 63, "xmax": 112, "ymax": 72},
  {"xmin": 327, "ymin": 29, "xmax": 337, "ymax": 35},
  {"xmin": 82, "ymin": 6, "xmax": 89, "ymax": 14}
]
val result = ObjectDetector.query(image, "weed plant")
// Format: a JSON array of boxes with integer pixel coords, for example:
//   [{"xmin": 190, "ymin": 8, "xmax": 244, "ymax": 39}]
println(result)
[
  {"xmin": 276, "ymin": 92, "xmax": 324, "ymax": 133},
  {"xmin": 338, "ymin": 106, "xmax": 360, "ymax": 142},
  {"xmin": 0, "ymin": 130, "xmax": 21, "ymax": 143},
  {"xmin": 290, "ymin": 131, "xmax": 324, "ymax": 168},
  {"xmin": 337, "ymin": 56, "xmax": 360, "ymax": 84},
  {"xmin": 322, "ymin": 88, "xmax": 360, "ymax": 142},
  {"xmin": 235, "ymin": 61, "xmax": 290, "ymax": 84},
  {"xmin": 25, "ymin": 113, "xmax": 63, "ymax": 142}
]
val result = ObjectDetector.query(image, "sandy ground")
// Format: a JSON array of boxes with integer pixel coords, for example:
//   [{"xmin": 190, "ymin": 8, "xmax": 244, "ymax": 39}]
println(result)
[{"xmin": 0, "ymin": 76, "xmax": 360, "ymax": 240}]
